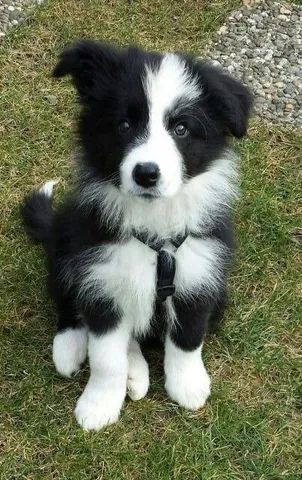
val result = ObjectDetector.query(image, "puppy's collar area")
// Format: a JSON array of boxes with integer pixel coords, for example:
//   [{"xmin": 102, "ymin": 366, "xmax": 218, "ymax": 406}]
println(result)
[
  {"xmin": 133, "ymin": 231, "xmax": 188, "ymax": 302},
  {"xmin": 132, "ymin": 231, "xmax": 188, "ymax": 252}
]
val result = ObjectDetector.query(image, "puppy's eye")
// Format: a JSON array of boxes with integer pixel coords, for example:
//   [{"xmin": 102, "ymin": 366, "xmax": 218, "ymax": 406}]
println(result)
[
  {"xmin": 174, "ymin": 123, "xmax": 188, "ymax": 137},
  {"xmin": 118, "ymin": 120, "xmax": 130, "ymax": 133}
]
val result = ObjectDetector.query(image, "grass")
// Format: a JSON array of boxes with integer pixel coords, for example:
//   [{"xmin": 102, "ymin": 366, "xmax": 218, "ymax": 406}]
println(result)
[{"xmin": 0, "ymin": 0, "xmax": 301, "ymax": 478}]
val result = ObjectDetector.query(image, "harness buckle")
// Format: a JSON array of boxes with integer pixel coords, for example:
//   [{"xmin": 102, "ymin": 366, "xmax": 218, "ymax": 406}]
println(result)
[{"xmin": 157, "ymin": 284, "xmax": 175, "ymax": 302}]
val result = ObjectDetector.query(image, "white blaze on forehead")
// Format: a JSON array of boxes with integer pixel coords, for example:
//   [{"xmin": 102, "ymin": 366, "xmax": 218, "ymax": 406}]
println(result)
[
  {"xmin": 144, "ymin": 53, "xmax": 201, "ymax": 116},
  {"xmin": 120, "ymin": 54, "xmax": 202, "ymax": 198}
]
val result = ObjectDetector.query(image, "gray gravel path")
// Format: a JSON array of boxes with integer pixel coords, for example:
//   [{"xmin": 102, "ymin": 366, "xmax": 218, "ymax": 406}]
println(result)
[{"xmin": 204, "ymin": 1, "xmax": 302, "ymax": 127}]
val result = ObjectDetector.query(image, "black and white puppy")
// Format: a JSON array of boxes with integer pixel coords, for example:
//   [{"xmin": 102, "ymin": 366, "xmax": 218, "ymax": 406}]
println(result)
[{"xmin": 22, "ymin": 41, "xmax": 252, "ymax": 431}]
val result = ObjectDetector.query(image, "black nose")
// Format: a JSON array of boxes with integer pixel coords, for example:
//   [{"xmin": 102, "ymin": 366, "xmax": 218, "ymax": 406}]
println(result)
[{"xmin": 133, "ymin": 162, "xmax": 160, "ymax": 188}]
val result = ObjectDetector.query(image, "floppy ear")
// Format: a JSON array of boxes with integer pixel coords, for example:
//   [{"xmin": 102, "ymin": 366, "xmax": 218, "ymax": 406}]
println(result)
[
  {"xmin": 198, "ymin": 62, "xmax": 253, "ymax": 138},
  {"xmin": 53, "ymin": 40, "xmax": 120, "ymax": 99}
]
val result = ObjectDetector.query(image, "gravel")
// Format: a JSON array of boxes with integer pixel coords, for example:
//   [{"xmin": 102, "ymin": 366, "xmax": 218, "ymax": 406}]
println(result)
[
  {"xmin": 204, "ymin": 1, "xmax": 302, "ymax": 127},
  {"xmin": 0, "ymin": 0, "xmax": 43, "ymax": 37}
]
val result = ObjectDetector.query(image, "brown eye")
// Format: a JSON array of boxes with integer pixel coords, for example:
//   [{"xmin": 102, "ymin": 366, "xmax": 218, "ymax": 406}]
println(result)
[
  {"xmin": 118, "ymin": 120, "xmax": 130, "ymax": 133},
  {"xmin": 174, "ymin": 123, "xmax": 188, "ymax": 137}
]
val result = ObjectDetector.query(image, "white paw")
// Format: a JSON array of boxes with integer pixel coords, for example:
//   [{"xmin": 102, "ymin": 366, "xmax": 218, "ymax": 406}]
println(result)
[
  {"xmin": 127, "ymin": 357, "xmax": 149, "ymax": 401},
  {"xmin": 74, "ymin": 396, "xmax": 120, "ymax": 431},
  {"xmin": 53, "ymin": 328, "xmax": 87, "ymax": 377},
  {"xmin": 165, "ymin": 364, "xmax": 211, "ymax": 411},
  {"xmin": 74, "ymin": 383, "xmax": 124, "ymax": 431}
]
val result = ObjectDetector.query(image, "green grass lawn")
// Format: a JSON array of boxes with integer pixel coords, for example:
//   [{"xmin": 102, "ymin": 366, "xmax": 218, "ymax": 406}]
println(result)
[{"xmin": 0, "ymin": 1, "xmax": 301, "ymax": 478}]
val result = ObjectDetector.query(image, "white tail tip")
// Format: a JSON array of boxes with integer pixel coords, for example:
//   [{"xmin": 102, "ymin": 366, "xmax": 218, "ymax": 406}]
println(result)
[{"xmin": 39, "ymin": 180, "xmax": 59, "ymax": 198}]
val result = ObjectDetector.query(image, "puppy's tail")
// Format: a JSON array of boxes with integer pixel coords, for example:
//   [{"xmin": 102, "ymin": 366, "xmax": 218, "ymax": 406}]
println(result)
[{"xmin": 21, "ymin": 180, "xmax": 58, "ymax": 244}]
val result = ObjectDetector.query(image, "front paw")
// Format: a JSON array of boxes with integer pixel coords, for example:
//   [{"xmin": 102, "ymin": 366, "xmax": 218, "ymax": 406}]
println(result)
[
  {"xmin": 74, "ymin": 395, "xmax": 120, "ymax": 431},
  {"xmin": 74, "ymin": 382, "xmax": 125, "ymax": 431},
  {"xmin": 165, "ymin": 365, "xmax": 211, "ymax": 411}
]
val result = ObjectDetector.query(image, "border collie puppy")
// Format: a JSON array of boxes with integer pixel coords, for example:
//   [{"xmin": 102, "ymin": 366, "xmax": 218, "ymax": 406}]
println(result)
[{"xmin": 22, "ymin": 41, "xmax": 252, "ymax": 431}]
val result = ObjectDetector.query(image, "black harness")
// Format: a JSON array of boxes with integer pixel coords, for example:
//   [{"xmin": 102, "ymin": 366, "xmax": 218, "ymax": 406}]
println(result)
[{"xmin": 133, "ymin": 231, "xmax": 188, "ymax": 302}]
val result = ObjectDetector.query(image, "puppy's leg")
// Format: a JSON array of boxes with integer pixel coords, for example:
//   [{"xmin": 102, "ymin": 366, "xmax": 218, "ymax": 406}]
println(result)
[
  {"xmin": 127, "ymin": 339, "xmax": 149, "ymax": 401},
  {"xmin": 164, "ymin": 299, "xmax": 212, "ymax": 410},
  {"xmin": 75, "ymin": 319, "xmax": 131, "ymax": 431},
  {"xmin": 52, "ymin": 295, "xmax": 88, "ymax": 378}
]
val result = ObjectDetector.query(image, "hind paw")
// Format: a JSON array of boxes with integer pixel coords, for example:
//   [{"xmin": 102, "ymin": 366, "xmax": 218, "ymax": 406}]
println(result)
[{"xmin": 53, "ymin": 328, "xmax": 88, "ymax": 377}]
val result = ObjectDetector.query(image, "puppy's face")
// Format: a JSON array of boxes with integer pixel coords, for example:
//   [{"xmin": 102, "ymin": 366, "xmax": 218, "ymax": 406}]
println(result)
[{"xmin": 54, "ymin": 41, "xmax": 252, "ymax": 199}]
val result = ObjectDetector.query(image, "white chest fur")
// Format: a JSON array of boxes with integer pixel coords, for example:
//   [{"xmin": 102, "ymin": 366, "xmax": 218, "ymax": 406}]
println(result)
[
  {"xmin": 81, "ymin": 239, "xmax": 157, "ymax": 335},
  {"xmin": 80, "ymin": 235, "xmax": 228, "ymax": 336}
]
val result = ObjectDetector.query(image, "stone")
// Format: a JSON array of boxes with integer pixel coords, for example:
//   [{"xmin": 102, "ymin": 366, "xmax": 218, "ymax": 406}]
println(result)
[
  {"xmin": 284, "ymin": 103, "xmax": 294, "ymax": 112},
  {"xmin": 217, "ymin": 25, "xmax": 228, "ymax": 35},
  {"xmin": 280, "ymin": 6, "xmax": 291, "ymax": 15},
  {"xmin": 9, "ymin": 10, "xmax": 24, "ymax": 21},
  {"xmin": 44, "ymin": 94, "xmax": 58, "ymax": 105},
  {"xmin": 278, "ymin": 14, "xmax": 290, "ymax": 21}
]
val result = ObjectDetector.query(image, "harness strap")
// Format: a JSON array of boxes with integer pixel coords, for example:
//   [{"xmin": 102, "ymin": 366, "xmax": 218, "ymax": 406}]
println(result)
[
  {"xmin": 132, "ymin": 231, "xmax": 164, "ymax": 252},
  {"xmin": 133, "ymin": 230, "xmax": 188, "ymax": 302},
  {"xmin": 156, "ymin": 249, "xmax": 176, "ymax": 301}
]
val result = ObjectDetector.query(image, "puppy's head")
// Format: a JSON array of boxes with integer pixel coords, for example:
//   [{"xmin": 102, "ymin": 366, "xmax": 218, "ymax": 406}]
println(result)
[{"xmin": 54, "ymin": 41, "xmax": 252, "ymax": 199}]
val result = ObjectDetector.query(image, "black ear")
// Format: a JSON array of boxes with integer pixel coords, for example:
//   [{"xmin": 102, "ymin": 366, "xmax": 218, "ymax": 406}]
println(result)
[
  {"xmin": 53, "ymin": 40, "xmax": 120, "ymax": 98},
  {"xmin": 198, "ymin": 62, "xmax": 253, "ymax": 138}
]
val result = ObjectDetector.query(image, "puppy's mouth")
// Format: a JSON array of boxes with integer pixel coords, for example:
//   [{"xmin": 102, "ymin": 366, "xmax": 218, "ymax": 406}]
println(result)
[
  {"xmin": 128, "ymin": 186, "xmax": 161, "ymax": 200},
  {"xmin": 140, "ymin": 192, "xmax": 159, "ymax": 199}
]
